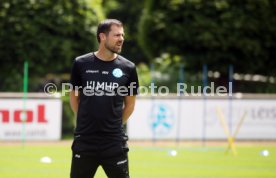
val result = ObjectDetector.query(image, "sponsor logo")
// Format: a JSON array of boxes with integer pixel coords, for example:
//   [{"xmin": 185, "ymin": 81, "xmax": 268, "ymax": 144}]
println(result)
[
  {"xmin": 0, "ymin": 105, "xmax": 48, "ymax": 124},
  {"xmin": 117, "ymin": 159, "xmax": 127, "ymax": 165},
  {"xmin": 112, "ymin": 68, "xmax": 123, "ymax": 78},
  {"xmin": 149, "ymin": 104, "xmax": 174, "ymax": 136},
  {"xmin": 86, "ymin": 70, "xmax": 99, "ymax": 74},
  {"xmin": 86, "ymin": 81, "xmax": 119, "ymax": 91},
  {"xmin": 75, "ymin": 154, "xmax": 81, "ymax": 158}
]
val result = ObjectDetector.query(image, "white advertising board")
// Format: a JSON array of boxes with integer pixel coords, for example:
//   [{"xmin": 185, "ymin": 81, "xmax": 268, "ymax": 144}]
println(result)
[
  {"xmin": 0, "ymin": 99, "xmax": 62, "ymax": 140},
  {"xmin": 128, "ymin": 98, "xmax": 276, "ymax": 140}
]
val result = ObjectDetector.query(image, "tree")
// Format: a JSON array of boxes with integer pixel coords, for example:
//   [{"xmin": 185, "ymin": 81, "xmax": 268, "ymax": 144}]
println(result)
[
  {"xmin": 138, "ymin": 0, "xmax": 276, "ymax": 76},
  {"xmin": 0, "ymin": 0, "xmax": 99, "ymax": 91},
  {"xmin": 104, "ymin": 0, "xmax": 148, "ymax": 64}
]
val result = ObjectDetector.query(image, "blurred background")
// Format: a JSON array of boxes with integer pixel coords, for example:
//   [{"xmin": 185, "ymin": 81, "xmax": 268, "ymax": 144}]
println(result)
[{"xmin": 0, "ymin": 0, "xmax": 275, "ymax": 138}]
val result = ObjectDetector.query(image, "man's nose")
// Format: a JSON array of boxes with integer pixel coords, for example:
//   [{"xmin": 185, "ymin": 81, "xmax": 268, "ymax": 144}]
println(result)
[{"xmin": 119, "ymin": 35, "xmax": 124, "ymax": 41}]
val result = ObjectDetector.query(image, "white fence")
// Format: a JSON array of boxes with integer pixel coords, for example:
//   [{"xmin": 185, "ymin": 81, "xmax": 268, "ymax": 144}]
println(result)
[
  {"xmin": 1, "ymin": 93, "xmax": 275, "ymax": 141},
  {"xmin": 128, "ymin": 94, "xmax": 276, "ymax": 140},
  {"xmin": 0, "ymin": 93, "xmax": 62, "ymax": 140}
]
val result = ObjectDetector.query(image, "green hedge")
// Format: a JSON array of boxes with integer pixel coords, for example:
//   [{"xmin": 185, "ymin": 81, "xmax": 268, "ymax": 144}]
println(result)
[{"xmin": 61, "ymin": 96, "xmax": 75, "ymax": 139}]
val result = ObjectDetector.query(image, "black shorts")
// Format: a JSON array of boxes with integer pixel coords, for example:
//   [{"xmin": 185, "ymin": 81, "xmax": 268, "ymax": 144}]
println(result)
[{"xmin": 70, "ymin": 151, "xmax": 129, "ymax": 178}]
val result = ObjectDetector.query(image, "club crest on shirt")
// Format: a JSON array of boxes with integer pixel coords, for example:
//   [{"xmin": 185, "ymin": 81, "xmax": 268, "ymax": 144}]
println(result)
[{"xmin": 112, "ymin": 68, "xmax": 123, "ymax": 78}]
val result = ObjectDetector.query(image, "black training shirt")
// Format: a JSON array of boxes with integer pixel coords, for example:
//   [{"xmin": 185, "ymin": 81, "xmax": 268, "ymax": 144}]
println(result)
[{"xmin": 70, "ymin": 52, "xmax": 139, "ymax": 156}]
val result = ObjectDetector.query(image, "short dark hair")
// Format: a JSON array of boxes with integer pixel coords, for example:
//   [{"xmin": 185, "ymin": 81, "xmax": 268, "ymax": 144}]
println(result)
[{"xmin": 96, "ymin": 19, "xmax": 123, "ymax": 43}]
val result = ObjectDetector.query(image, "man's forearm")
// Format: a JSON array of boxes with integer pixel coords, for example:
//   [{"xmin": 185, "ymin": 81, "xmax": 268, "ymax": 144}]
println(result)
[
  {"xmin": 70, "ymin": 91, "xmax": 80, "ymax": 114},
  {"xmin": 122, "ymin": 96, "xmax": 136, "ymax": 124},
  {"xmin": 122, "ymin": 104, "xmax": 134, "ymax": 124}
]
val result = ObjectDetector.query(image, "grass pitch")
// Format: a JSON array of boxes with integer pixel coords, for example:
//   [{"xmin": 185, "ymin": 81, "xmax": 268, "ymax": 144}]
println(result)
[{"xmin": 0, "ymin": 141, "xmax": 276, "ymax": 178}]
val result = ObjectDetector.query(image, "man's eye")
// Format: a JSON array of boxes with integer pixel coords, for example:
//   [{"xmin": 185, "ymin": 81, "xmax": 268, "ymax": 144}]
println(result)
[{"xmin": 115, "ymin": 34, "xmax": 124, "ymax": 37}]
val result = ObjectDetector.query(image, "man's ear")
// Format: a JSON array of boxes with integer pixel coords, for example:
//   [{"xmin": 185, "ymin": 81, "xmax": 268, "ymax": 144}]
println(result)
[{"xmin": 99, "ymin": 33, "xmax": 106, "ymax": 42}]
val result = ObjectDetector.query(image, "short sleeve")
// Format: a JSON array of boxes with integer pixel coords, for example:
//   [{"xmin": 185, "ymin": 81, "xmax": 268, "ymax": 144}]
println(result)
[
  {"xmin": 126, "ymin": 66, "xmax": 139, "ymax": 96},
  {"xmin": 70, "ymin": 59, "xmax": 82, "ymax": 90}
]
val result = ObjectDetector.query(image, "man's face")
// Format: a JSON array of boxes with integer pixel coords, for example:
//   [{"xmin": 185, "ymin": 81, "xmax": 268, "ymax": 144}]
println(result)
[{"xmin": 104, "ymin": 25, "xmax": 124, "ymax": 54}]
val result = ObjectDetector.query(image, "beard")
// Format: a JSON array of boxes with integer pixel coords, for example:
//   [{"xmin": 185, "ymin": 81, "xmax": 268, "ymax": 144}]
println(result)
[{"xmin": 104, "ymin": 41, "xmax": 123, "ymax": 54}]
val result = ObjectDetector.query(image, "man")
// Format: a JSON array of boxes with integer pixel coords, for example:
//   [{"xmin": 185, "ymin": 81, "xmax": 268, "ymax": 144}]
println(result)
[{"xmin": 69, "ymin": 19, "xmax": 139, "ymax": 178}]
